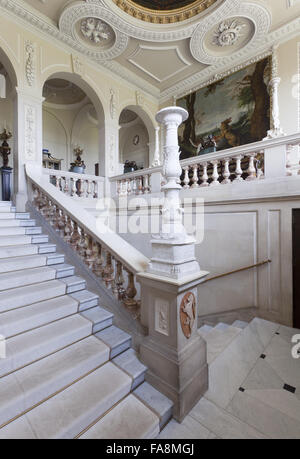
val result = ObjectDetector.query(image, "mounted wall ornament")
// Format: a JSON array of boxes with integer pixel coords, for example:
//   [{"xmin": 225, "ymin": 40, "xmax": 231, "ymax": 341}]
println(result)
[
  {"xmin": 180, "ymin": 292, "xmax": 196, "ymax": 339},
  {"xmin": 25, "ymin": 41, "xmax": 36, "ymax": 87},
  {"xmin": 24, "ymin": 105, "xmax": 36, "ymax": 161},
  {"xmin": 136, "ymin": 90, "xmax": 144, "ymax": 106},
  {"xmin": 110, "ymin": 88, "xmax": 117, "ymax": 120},
  {"xmin": 71, "ymin": 54, "xmax": 85, "ymax": 77}
]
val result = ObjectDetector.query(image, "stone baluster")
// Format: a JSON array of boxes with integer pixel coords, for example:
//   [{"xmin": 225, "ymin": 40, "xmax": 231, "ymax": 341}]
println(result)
[
  {"xmin": 92, "ymin": 241, "xmax": 104, "ymax": 277},
  {"xmin": 102, "ymin": 251, "xmax": 114, "ymax": 288},
  {"xmin": 256, "ymin": 151, "xmax": 265, "ymax": 179},
  {"xmin": 87, "ymin": 180, "xmax": 93, "ymax": 198},
  {"xmin": 63, "ymin": 177, "xmax": 69, "ymax": 195},
  {"xmin": 55, "ymin": 176, "xmax": 61, "ymax": 190},
  {"xmin": 84, "ymin": 235, "xmax": 95, "ymax": 269},
  {"xmin": 114, "ymin": 260, "xmax": 126, "ymax": 300},
  {"xmin": 132, "ymin": 178, "xmax": 137, "ymax": 195},
  {"xmin": 234, "ymin": 155, "xmax": 243, "ymax": 182},
  {"xmin": 144, "ymin": 174, "xmax": 150, "ymax": 194},
  {"xmin": 127, "ymin": 179, "xmax": 132, "ymax": 196},
  {"xmin": 221, "ymin": 158, "xmax": 231, "ymax": 184},
  {"xmin": 64, "ymin": 215, "xmax": 72, "ymax": 244},
  {"xmin": 77, "ymin": 228, "xmax": 87, "ymax": 258},
  {"xmin": 210, "ymin": 160, "xmax": 220, "ymax": 186},
  {"xmin": 123, "ymin": 270, "xmax": 137, "ymax": 309},
  {"xmin": 116, "ymin": 180, "xmax": 121, "ymax": 196},
  {"xmin": 246, "ymin": 153, "xmax": 257, "ymax": 181},
  {"xmin": 71, "ymin": 178, "xmax": 77, "ymax": 197},
  {"xmin": 191, "ymin": 165, "xmax": 199, "ymax": 188},
  {"xmin": 77, "ymin": 179, "xmax": 83, "ymax": 197},
  {"xmin": 200, "ymin": 162, "xmax": 209, "ymax": 187},
  {"xmin": 70, "ymin": 222, "xmax": 81, "ymax": 250},
  {"xmin": 93, "ymin": 181, "xmax": 98, "ymax": 199},
  {"xmin": 183, "ymin": 167, "xmax": 190, "ymax": 189},
  {"xmin": 137, "ymin": 177, "xmax": 143, "ymax": 195}
]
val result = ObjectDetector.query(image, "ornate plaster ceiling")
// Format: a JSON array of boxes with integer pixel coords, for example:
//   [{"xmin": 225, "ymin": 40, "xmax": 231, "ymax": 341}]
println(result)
[{"xmin": 7, "ymin": 1, "xmax": 300, "ymax": 100}]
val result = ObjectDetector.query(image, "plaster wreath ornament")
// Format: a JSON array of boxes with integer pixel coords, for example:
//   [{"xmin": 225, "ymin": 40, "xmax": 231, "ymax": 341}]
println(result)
[
  {"xmin": 213, "ymin": 19, "xmax": 246, "ymax": 47},
  {"xmin": 80, "ymin": 18, "xmax": 113, "ymax": 44}
]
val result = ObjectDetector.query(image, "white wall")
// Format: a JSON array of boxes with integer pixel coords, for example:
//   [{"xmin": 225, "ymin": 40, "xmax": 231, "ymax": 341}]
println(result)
[
  {"xmin": 120, "ymin": 123, "xmax": 149, "ymax": 169},
  {"xmin": 42, "ymin": 103, "xmax": 100, "ymax": 175}
]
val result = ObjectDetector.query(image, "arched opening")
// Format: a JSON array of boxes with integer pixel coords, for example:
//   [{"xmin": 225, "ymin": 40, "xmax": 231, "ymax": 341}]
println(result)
[
  {"xmin": 42, "ymin": 73, "xmax": 105, "ymax": 176},
  {"xmin": 118, "ymin": 106, "xmax": 155, "ymax": 173},
  {"xmin": 0, "ymin": 47, "xmax": 18, "ymax": 201}
]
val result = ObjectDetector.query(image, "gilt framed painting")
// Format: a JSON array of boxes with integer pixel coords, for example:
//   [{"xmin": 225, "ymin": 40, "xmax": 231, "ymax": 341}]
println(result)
[{"xmin": 176, "ymin": 57, "xmax": 271, "ymax": 160}]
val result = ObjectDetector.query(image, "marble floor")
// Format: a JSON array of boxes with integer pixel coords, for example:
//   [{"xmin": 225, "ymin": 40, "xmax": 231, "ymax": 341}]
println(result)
[{"xmin": 158, "ymin": 321, "xmax": 300, "ymax": 440}]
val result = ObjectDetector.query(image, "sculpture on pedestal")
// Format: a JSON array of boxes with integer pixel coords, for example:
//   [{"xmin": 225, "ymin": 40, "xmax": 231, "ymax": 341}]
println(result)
[{"xmin": 0, "ymin": 128, "xmax": 13, "ymax": 201}]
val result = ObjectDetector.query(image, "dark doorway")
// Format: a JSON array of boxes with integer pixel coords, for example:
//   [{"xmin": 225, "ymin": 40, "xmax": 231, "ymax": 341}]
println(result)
[{"xmin": 293, "ymin": 210, "xmax": 300, "ymax": 329}]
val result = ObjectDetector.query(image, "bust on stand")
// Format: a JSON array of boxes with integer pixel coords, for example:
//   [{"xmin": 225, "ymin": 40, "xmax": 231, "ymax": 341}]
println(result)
[{"xmin": 0, "ymin": 128, "xmax": 13, "ymax": 201}]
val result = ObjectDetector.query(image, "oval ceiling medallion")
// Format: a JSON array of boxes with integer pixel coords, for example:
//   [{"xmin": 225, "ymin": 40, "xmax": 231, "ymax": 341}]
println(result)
[{"xmin": 112, "ymin": 0, "xmax": 219, "ymax": 24}]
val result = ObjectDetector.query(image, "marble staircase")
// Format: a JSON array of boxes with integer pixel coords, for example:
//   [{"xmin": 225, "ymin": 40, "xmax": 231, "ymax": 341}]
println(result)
[{"xmin": 0, "ymin": 202, "xmax": 173, "ymax": 439}]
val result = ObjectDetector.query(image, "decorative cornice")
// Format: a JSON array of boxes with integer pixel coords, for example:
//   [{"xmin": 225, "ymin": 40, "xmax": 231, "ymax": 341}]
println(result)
[{"xmin": 111, "ymin": 0, "xmax": 218, "ymax": 24}]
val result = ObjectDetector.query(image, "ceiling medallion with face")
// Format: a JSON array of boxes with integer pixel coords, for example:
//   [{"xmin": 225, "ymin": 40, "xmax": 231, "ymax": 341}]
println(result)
[{"xmin": 112, "ymin": 0, "xmax": 219, "ymax": 24}]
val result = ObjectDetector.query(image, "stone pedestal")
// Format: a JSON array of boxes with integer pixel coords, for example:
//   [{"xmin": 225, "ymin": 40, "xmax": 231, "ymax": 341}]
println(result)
[
  {"xmin": 139, "ymin": 106, "xmax": 209, "ymax": 421},
  {"xmin": 1, "ymin": 167, "xmax": 12, "ymax": 201},
  {"xmin": 138, "ymin": 271, "xmax": 209, "ymax": 422}
]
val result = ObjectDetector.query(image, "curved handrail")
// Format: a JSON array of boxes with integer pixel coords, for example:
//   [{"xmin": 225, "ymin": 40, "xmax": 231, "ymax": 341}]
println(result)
[{"xmin": 26, "ymin": 164, "xmax": 149, "ymax": 275}]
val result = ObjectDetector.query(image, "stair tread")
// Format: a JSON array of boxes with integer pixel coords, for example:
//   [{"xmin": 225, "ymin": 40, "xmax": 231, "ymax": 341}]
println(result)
[
  {"xmin": 0, "ymin": 266, "xmax": 58, "ymax": 292},
  {"xmin": 96, "ymin": 326, "xmax": 132, "ymax": 359},
  {"xmin": 0, "ymin": 279, "xmax": 67, "ymax": 313},
  {"xmin": 113, "ymin": 348, "xmax": 147, "ymax": 381},
  {"xmin": 0, "ymin": 254, "xmax": 48, "ymax": 273},
  {"xmin": 0, "ymin": 362, "xmax": 132, "ymax": 439},
  {"xmin": 0, "ymin": 295, "xmax": 79, "ymax": 338},
  {"xmin": 0, "ymin": 245, "xmax": 39, "ymax": 259},
  {"xmin": 80, "ymin": 394, "xmax": 159, "ymax": 439},
  {"xmin": 0, "ymin": 315, "xmax": 92, "ymax": 378},
  {"xmin": 232, "ymin": 320, "xmax": 249, "ymax": 329},
  {"xmin": 133, "ymin": 382, "xmax": 173, "ymax": 429},
  {"xmin": 0, "ymin": 336, "xmax": 109, "ymax": 428},
  {"xmin": 0, "ymin": 235, "xmax": 33, "ymax": 246}
]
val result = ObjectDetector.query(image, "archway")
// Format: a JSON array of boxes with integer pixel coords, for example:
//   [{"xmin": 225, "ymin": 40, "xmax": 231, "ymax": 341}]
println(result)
[
  {"xmin": 118, "ymin": 105, "xmax": 156, "ymax": 172},
  {"xmin": 0, "ymin": 47, "xmax": 18, "ymax": 200},
  {"xmin": 42, "ymin": 73, "xmax": 106, "ymax": 176}
]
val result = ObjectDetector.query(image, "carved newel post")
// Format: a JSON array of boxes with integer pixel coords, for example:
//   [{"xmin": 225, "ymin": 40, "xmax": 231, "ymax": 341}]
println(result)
[{"xmin": 138, "ymin": 107, "xmax": 209, "ymax": 422}]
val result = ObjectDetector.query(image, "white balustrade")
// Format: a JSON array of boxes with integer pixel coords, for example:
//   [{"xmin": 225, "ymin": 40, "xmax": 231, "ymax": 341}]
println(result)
[
  {"xmin": 43, "ymin": 169, "xmax": 105, "ymax": 199},
  {"xmin": 109, "ymin": 133, "xmax": 300, "ymax": 195}
]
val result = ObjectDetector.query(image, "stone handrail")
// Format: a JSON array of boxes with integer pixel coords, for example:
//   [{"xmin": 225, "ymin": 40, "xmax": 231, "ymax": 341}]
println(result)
[
  {"xmin": 43, "ymin": 168, "xmax": 105, "ymax": 199},
  {"xmin": 26, "ymin": 164, "xmax": 149, "ymax": 316},
  {"xmin": 110, "ymin": 133, "xmax": 300, "ymax": 195}
]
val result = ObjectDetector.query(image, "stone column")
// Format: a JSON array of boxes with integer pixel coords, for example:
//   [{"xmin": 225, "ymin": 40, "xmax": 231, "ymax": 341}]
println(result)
[
  {"xmin": 265, "ymin": 46, "xmax": 285, "ymax": 139},
  {"xmin": 138, "ymin": 107, "xmax": 209, "ymax": 422},
  {"xmin": 13, "ymin": 89, "xmax": 44, "ymax": 211}
]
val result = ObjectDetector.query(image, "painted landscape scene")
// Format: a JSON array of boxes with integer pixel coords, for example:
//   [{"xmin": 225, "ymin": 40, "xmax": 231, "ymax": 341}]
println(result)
[{"xmin": 177, "ymin": 57, "xmax": 271, "ymax": 160}]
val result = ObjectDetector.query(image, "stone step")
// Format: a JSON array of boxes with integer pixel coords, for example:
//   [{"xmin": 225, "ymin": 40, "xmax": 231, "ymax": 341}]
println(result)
[
  {"xmin": 133, "ymin": 382, "xmax": 173, "ymax": 430},
  {"xmin": 15, "ymin": 213, "xmax": 30, "ymax": 220},
  {"xmin": 95, "ymin": 325, "xmax": 132, "ymax": 359},
  {"xmin": 0, "ymin": 362, "xmax": 132, "ymax": 439},
  {"xmin": 0, "ymin": 219, "xmax": 36, "ymax": 228},
  {"xmin": 80, "ymin": 307, "xmax": 113, "ymax": 334},
  {"xmin": 198, "ymin": 324, "xmax": 213, "ymax": 337},
  {"xmin": 80, "ymin": 394, "xmax": 160, "ymax": 439},
  {"xmin": 0, "ymin": 213, "xmax": 17, "ymax": 220},
  {"xmin": 0, "ymin": 244, "xmax": 56, "ymax": 259},
  {"xmin": 0, "ymin": 234, "xmax": 49, "ymax": 247},
  {"xmin": 0, "ymin": 206, "xmax": 13, "ymax": 213},
  {"xmin": 70, "ymin": 290, "xmax": 99, "ymax": 312},
  {"xmin": 232, "ymin": 320, "xmax": 249, "ymax": 329},
  {"xmin": 0, "ymin": 279, "xmax": 78, "ymax": 313},
  {"xmin": 59, "ymin": 276, "xmax": 86, "ymax": 294},
  {"xmin": 202, "ymin": 326, "xmax": 243, "ymax": 365},
  {"xmin": 0, "ymin": 315, "xmax": 92, "ymax": 379},
  {"xmin": 0, "ymin": 266, "xmax": 62, "ymax": 292},
  {"xmin": 112, "ymin": 348, "xmax": 147, "ymax": 390},
  {"xmin": 0, "ymin": 295, "xmax": 79, "ymax": 338},
  {"xmin": 0, "ymin": 227, "xmax": 41, "ymax": 236},
  {"xmin": 215, "ymin": 323, "xmax": 230, "ymax": 331},
  {"xmin": 0, "ymin": 254, "xmax": 64, "ymax": 274},
  {"xmin": 0, "ymin": 336, "xmax": 109, "ymax": 429}
]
